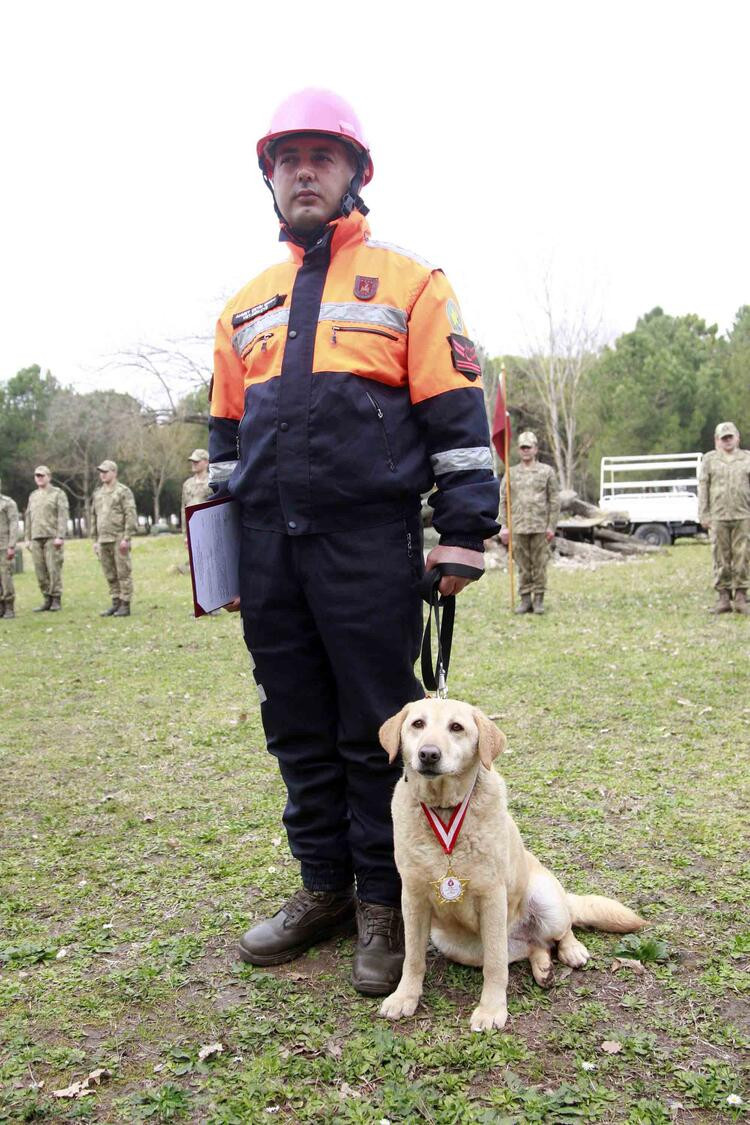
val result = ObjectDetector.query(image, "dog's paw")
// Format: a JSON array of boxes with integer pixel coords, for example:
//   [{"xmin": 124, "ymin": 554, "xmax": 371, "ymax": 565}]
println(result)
[
  {"xmin": 558, "ymin": 934, "xmax": 589, "ymax": 969},
  {"xmin": 379, "ymin": 991, "xmax": 420, "ymax": 1020},
  {"xmin": 470, "ymin": 1004, "xmax": 508, "ymax": 1031}
]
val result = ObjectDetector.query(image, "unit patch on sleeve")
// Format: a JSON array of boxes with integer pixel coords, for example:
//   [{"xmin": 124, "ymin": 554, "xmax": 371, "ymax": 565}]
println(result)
[
  {"xmin": 448, "ymin": 334, "xmax": 482, "ymax": 381},
  {"xmin": 354, "ymin": 275, "xmax": 379, "ymax": 300},
  {"xmin": 231, "ymin": 294, "xmax": 286, "ymax": 329}
]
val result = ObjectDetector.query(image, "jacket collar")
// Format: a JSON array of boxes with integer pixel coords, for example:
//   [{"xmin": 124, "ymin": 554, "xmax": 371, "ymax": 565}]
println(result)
[{"xmin": 283, "ymin": 210, "xmax": 370, "ymax": 264}]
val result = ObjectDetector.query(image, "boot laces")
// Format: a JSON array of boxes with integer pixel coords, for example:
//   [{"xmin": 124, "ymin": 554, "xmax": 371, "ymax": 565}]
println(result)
[{"xmin": 358, "ymin": 903, "xmax": 397, "ymax": 938}]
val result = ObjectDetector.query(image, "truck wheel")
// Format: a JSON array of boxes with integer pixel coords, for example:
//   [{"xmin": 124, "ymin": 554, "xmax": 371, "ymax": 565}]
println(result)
[{"xmin": 633, "ymin": 523, "xmax": 671, "ymax": 546}]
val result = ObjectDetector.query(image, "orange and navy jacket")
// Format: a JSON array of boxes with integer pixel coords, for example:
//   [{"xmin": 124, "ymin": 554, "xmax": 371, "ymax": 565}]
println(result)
[{"xmin": 209, "ymin": 210, "xmax": 499, "ymax": 547}]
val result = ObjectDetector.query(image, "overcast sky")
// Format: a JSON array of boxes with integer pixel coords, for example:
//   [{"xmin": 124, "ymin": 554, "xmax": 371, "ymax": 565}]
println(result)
[{"xmin": 2, "ymin": 0, "xmax": 748, "ymax": 404}]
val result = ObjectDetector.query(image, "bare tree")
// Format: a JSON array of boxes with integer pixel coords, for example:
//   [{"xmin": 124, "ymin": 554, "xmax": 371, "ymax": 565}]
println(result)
[
  {"xmin": 520, "ymin": 281, "xmax": 604, "ymax": 490},
  {"xmin": 103, "ymin": 337, "xmax": 212, "ymax": 425}
]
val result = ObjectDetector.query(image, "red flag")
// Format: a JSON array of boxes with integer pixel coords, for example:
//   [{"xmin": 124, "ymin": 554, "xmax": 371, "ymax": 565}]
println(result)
[{"xmin": 491, "ymin": 385, "xmax": 511, "ymax": 461}]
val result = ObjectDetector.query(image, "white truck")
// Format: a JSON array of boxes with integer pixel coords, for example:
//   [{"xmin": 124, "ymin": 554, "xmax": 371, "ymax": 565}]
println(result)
[{"xmin": 599, "ymin": 452, "xmax": 704, "ymax": 546}]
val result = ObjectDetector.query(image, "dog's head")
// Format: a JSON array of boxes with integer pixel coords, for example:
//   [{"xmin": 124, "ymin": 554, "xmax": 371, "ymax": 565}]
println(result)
[{"xmin": 379, "ymin": 698, "xmax": 506, "ymax": 779}]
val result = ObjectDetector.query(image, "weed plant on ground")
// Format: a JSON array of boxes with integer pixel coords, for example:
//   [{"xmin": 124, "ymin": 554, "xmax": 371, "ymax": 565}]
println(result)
[{"xmin": 0, "ymin": 537, "xmax": 748, "ymax": 1122}]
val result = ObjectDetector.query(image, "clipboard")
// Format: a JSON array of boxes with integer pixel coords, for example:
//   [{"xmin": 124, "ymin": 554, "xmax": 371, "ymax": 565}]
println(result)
[{"xmin": 185, "ymin": 495, "xmax": 241, "ymax": 617}]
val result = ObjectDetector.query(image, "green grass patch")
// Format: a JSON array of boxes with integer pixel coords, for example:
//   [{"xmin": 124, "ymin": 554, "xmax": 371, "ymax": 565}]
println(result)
[{"xmin": 1, "ymin": 537, "xmax": 748, "ymax": 1122}]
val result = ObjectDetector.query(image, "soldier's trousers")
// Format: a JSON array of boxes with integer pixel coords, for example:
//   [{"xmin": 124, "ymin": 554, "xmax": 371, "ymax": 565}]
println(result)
[
  {"xmin": 238, "ymin": 514, "xmax": 425, "ymax": 907},
  {"xmin": 99, "ymin": 542, "xmax": 133, "ymax": 602},
  {"xmin": 712, "ymin": 519, "xmax": 750, "ymax": 591},
  {"xmin": 514, "ymin": 532, "xmax": 550, "ymax": 596},
  {"xmin": 0, "ymin": 556, "xmax": 14, "ymax": 603},
  {"xmin": 31, "ymin": 538, "xmax": 64, "ymax": 597}
]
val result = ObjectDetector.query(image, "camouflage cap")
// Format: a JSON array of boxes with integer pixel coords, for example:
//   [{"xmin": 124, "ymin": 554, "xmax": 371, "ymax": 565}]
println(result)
[
  {"xmin": 715, "ymin": 421, "xmax": 739, "ymax": 438},
  {"xmin": 97, "ymin": 459, "xmax": 118, "ymax": 472},
  {"xmin": 34, "ymin": 465, "xmax": 51, "ymax": 476},
  {"xmin": 188, "ymin": 448, "xmax": 209, "ymax": 462},
  {"xmin": 517, "ymin": 431, "xmax": 538, "ymax": 447}
]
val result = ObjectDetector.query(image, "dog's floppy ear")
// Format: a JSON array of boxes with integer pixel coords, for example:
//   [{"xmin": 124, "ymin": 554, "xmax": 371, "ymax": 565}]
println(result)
[
  {"xmin": 473, "ymin": 708, "xmax": 507, "ymax": 769},
  {"xmin": 379, "ymin": 705, "xmax": 411, "ymax": 763}
]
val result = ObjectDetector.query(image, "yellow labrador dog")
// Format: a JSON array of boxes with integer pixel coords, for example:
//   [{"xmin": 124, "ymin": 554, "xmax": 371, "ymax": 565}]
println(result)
[{"xmin": 378, "ymin": 699, "xmax": 645, "ymax": 1031}]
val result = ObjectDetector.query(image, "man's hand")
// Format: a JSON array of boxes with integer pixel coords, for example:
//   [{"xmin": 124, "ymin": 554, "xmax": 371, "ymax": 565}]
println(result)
[
  {"xmin": 93, "ymin": 542, "xmax": 101, "ymax": 557},
  {"xmin": 424, "ymin": 545, "xmax": 484, "ymax": 596},
  {"xmin": 499, "ymin": 528, "xmax": 510, "ymax": 547},
  {"xmin": 222, "ymin": 596, "xmax": 242, "ymax": 613},
  {"xmin": 119, "ymin": 538, "xmax": 130, "ymax": 556},
  {"xmin": 6, "ymin": 547, "xmax": 15, "ymax": 561},
  {"xmin": 701, "ymin": 520, "xmax": 711, "ymax": 530},
  {"xmin": 53, "ymin": 537, "xmax": 64, "ymax": 548},
  {"xmin": 545, "ymin": 528, "xmax": 555, "ymax": 542}
]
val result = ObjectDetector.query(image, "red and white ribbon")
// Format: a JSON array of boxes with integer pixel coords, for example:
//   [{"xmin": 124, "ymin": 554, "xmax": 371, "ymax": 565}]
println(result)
[{"xmin": 420, "ymin": 771, "xmax": 478, "ymax": 855}]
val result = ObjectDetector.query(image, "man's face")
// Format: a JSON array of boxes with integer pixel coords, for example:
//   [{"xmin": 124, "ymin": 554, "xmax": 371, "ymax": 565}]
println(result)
[
  {"xmin": 272, "ymin": 134, "xmax": 357, "ymax": 233},
  {"xmin": 717, "ymin": 433, "xmax": 739, "ymax": 453},
  {"xmin": 34, "ymin": 471, "xmax": 50, "ymax": 488},
  {"xmin": 190, "ymin": 459, "xmax": 208, "ymax": 475},
  {"xmin": 99, "ymin": 469, "xmax": 116, "ymax": 486},
  {"xmin": 519, "ymin": 444, "xmax": 537, "ymax": 464}
]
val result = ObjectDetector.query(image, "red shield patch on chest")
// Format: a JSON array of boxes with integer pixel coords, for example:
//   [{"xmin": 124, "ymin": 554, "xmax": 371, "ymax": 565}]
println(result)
[{"xmin": 354, "ymin": 275, "xmax": 379, "ymax": 300}]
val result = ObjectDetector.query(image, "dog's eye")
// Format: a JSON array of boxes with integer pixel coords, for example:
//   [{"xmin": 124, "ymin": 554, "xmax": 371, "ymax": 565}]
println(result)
[
  {"xmin": 411, "ymin": 719, "xmax": 425, "ymax": 729},
  {"xmin": 449, "ymin": 722, "xmax": 464, "ymax": 733}
]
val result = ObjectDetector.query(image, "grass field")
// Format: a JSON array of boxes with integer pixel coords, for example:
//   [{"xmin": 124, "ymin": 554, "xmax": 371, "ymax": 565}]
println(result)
[{"xmin": 1, "ymin": 536, "xmax": 748, "ymax": 1123}]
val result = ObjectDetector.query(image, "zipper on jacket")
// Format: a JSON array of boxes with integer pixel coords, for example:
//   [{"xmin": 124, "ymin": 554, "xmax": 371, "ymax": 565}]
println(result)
[
  {"xmin": 241, "ymin": 332, "xmax": 274, "ymax": 359},
  {"xmin": 331, "ymin": 325, "xmax": 398, "ymax": 345},
  {"xmin": 365, "ymin": 390, "xmax": 397, "ymax": 472}
]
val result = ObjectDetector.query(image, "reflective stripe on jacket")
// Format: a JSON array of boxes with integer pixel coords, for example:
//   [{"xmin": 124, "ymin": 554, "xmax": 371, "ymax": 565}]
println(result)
[{"xmin": 210, "ymin": 211, "xmax": 499, "ymax": 542}]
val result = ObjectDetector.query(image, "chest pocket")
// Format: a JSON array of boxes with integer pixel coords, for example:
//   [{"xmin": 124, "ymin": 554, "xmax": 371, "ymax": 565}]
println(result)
[
  {"xmin": 233, "ymin": 327, "xmax": 284, "ymax": 382},
  {"xmin": 320, "ymin": 321, "xmax": 406, "ymax": 383}
]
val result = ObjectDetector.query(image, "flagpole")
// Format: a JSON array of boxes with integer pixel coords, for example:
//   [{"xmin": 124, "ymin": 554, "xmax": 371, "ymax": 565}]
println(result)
[{"xmin": 501, "ymin": 364, "xmax": 515, "ymax": 609}]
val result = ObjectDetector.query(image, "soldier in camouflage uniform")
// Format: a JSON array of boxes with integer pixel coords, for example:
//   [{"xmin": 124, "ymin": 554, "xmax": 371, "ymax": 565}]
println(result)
[
  {"xmin": 181, "ymin": 448, "xmax": 211, "ymax": 542},
  {"xmin": 499, "ymin": 431, "xmax": 560, "ymax": 615},
  {"xmin": 0, "ymin": 484, "xmax": 19, "ymax": 619},
  {"xmin": 91, "ymin": 460, "xmax": 138, "ymax": 617},
  {"xmin": 698, "ymin": 421, "xmax": 750, "ymax": 615},
  {"xmin": 24, "ymin": 466, "xmax": 69, "ymax": 612}
]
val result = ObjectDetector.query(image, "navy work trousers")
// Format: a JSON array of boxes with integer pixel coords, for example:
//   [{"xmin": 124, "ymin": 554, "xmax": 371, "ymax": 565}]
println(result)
[{"xmin": 239, "ymin": 514, "xmax": 425, "ymax": 906}]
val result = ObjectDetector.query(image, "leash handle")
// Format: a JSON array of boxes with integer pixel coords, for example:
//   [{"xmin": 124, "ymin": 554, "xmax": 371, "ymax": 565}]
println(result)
[{"xmin": 419, "ymin": 569, "xmax": 455, "ymax": 698}]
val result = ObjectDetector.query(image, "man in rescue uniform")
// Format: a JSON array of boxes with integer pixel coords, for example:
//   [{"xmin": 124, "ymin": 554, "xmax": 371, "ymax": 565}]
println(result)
[
  {"xmin": 209, "ymin": 89, "xmax": 499, "ymax": 995},
  {"xmin": 181, "ymin": 448, "xmax": 211, "ymax": 539},
  {"xmin": 91, "ymin": 460, "xmax": 138, "ymax": 616},
  {"xmin": 0, "ymin": 484, "xmax": 19, "ymax": 619},
  {"xmin": 24, "ymin": 466, "xmax": 69, "ymax": 612},
  {"xmin": 699, "ymin": 421, "xmax": 750, "ymax": 614},
  {"xmin": 499, "ymin": 431, "xmax": 560, "ymax": 615}
]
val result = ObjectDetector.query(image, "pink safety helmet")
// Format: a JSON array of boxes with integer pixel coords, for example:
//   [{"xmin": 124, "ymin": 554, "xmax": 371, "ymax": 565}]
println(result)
[{"xmin": 257, "ymin": 88, "xmax": 374, "ymax": 185}]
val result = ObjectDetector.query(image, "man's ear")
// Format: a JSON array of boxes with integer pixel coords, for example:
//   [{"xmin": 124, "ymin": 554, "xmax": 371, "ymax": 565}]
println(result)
[
  {"xmin": 379, "ymin": 705, "xmax": 411, "ymax": 763},
  {"xmin": 473, "ymin": 708, "xmax": 507, "ymax": 769}
]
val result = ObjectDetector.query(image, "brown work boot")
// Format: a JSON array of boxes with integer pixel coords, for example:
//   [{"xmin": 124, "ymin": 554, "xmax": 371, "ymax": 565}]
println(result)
[
  {"xmin": 352, "ymin": 901, "xmax": 405, "ymax": 997},
  {"xmin": 532, "ymin": 593, "xmax": 545, "ymax": 615},
  {"xmin": 710, "ymin": 590, "xmax": 732, "ymax": 614},
  {"xmin": 101, "ymin": 599, "xmax": 120, "ymax": 616},
  {"xmin": 48, "ymin": 596, "xmax": 61, "ymax": 612},
  {"xmin": 34, "ymin": 596, "xmax": 52, "ymax": 612},
  {"xmin": 514, "ymin": 594, "xmax": 533, "ymax": 615},
  {"xmin": 3, "ymin": 600, "xmax": 14, "ymax": 619},
  {"xmin": 238, "ymin": 887, "xmax": 356, "ymax": 966},
  {"xmin": 112, "ymin": 601, "xmax": 131, "ymax": 616},
  {"xmin": 734, "ymin": 589, "xmax": 749, "ymax": 615}
]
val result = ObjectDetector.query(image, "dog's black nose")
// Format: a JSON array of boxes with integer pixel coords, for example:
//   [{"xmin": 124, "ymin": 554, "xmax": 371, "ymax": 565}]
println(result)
[{"xmin": 418, "ymin": 745, "xmax": 442, "ymax": 766}]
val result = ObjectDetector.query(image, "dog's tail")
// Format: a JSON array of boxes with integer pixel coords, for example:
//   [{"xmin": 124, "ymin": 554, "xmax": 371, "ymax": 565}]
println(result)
[{"xmin": 566, "ymin": 893, "xmax": 646, "ymax": 933}]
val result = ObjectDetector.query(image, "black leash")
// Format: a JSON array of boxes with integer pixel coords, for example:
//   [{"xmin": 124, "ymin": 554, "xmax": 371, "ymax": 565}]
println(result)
[{"xmin": 418, "ymin": 563, "xmax": 482, "ymax": 697}]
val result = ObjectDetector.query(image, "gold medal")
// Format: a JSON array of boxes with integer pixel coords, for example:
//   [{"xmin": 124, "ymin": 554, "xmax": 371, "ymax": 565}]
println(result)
[{"xmin": 431, "ymin": 863, "xmax": 469, "ymax": 905}]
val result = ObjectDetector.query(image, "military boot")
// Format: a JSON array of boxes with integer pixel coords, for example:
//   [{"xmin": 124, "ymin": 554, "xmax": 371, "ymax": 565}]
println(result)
[
  {"xmin": 112, "ymin": 601, "xmax": 131, "ymax": 617},
  {"xmin": 514, "ymin": 594, "xmax": 533, "ymax": 615},
  {"xmin": 710, "ymin": 590, "xmax": 732, "ymax": 614},
  {"xmin": 734, "ymin": 590, "xmax": 749, "ymax": 615},
  {"xmin": 101, "ymin": 599, "xmax": 120, "ymax": 616},
  {"xmin": 34, "ymin": 596, "xmax": 52, "ymax": 612},
  {"xmin": 532, "ymin": 593, "xmax": 545, "ymax": 615},
  {"xmin": 3, "ymin": 600, "xmax": 14, "ymax": 620},
  {"xmin": 352, "ymin": 901, "xmax": 405, "ymax": 996},
  {"xmin": 238, "ymin": 887, "xmax": 356, "ymax": 966},
  {"xmin": 0, "ymin": 601, "xmax": 4, "ymax": 617},
  {"xmin": 48, "ymin": 596, "xmax": 62, "ymax": 612}
]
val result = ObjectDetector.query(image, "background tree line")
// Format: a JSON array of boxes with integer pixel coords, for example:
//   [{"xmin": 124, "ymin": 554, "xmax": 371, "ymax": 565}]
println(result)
[
  {"xmin": 2, "ymin": 303, "xmax": 748, "ymax": 526},
  {"xmin": 0, "ymin": 367, "xmax": 208, "ymax": 533}
]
